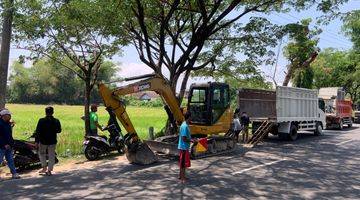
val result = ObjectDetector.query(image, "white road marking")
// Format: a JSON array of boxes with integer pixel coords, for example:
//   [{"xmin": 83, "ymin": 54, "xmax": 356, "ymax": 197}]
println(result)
[
  {"xmin": 335, "ymin": 139, "xmax": 354, "ymax": 146},
  {"xmin": 232, "ymin": 158, "xmax": 287, "ymax": 175}
]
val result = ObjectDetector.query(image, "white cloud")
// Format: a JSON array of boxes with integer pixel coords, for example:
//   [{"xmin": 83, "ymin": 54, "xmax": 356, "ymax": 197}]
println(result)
[{"xmin": 116, "ymin": 62, "xmax": 153, "ymax": 78}]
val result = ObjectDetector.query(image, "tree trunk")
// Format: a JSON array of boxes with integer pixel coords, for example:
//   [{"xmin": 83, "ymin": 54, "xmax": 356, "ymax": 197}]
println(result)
[
  {"xmin": 178, "ymin": 70, "xmax": 191, "ymax": 105},
  {"xmin": 283, "ymin": 52, "xmax": 318, "ymax": 87},
  {"xmin": 163, "ymin": 71, "xmax": 191, "ymax": 136},
  {"xmin": 0, "ymin": 0, "xmax": 14, "ymax": 108},
  {"xmin": 282, "ymin": 66, "xmax": 293, "ymax": 86},
  {"xmin": 84, "ymin": 78, "xmax": 91, "ymax": 135}
]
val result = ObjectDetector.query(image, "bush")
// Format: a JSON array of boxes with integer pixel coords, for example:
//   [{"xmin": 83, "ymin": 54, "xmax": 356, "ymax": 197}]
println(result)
[{"xmin": 123, "ymin": 96, "xmax": 164, "ymax": 108}]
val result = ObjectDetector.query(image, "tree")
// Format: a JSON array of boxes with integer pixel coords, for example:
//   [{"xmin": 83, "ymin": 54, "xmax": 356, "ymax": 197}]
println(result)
[
  {"xmin": 116, "ymin": 1, "xmax": 347, "ymax": 99},
  {"xmin": 14, "ymin": 0, "xmax": 124, "ymax": 134},
  {"xmin": 0, "ymin": 0, "xmax": 14, "ymax": 108},
  {"xmin": 8, "ymin": 58, "xmax": 118, "ymax": 105},
  {"xmin": 109, "ymin": 0, "xmax": 348, "ymax": 134},
  {"xmin": 312, "ymin": 48, "xmax": 360, "ymax": 104},
  {"xmin": 343, "ymin": 10, "xmax": 360, "ymax": 52},
  {"xmin": 342, "ymin": 10, "xmax": 360, "ymax": 104},
  {"xmin": 282, "ymin": 19, "xmax": 320, "ymax": 88}
]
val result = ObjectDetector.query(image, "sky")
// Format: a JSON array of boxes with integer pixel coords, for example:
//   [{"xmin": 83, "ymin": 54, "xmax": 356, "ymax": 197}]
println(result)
[{"xmin": 7, "ymin": 1, "xmax": 360, "ymax": 90}]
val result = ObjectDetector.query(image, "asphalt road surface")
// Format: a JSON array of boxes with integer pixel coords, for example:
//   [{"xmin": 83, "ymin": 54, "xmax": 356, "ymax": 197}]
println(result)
[{"xmin": 1, "ymin": 124, "xmax": 359, "ymax": 199}]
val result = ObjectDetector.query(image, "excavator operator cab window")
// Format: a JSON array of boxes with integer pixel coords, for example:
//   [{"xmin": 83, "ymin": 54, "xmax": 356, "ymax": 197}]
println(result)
[
  {"xmin": 188, "ymin": 88, "xmax": 209, "ymax": 124},
  {"xmin": 211, "ymin": 85, "xmax": 230, "ymax": 124},
  {"xmin": 188, "ymin": 83, "xmax": 230, "ymax": 125}
]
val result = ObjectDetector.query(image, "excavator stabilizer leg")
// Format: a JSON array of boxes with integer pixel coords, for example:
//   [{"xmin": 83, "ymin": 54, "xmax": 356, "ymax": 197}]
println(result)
[{"xmin": 126, "ymin": 143, "xmax": 158, "ymax": 165}]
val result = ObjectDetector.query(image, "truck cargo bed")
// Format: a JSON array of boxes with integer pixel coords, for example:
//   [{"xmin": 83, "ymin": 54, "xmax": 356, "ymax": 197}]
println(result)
[{"xmin": 238, "ymin": 86, "xmax": 319, "ymax": 122}]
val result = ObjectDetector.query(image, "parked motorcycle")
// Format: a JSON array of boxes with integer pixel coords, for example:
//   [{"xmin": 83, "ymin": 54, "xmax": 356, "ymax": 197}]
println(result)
[
  {"xmin": 83, "ymin": 109, "xmax": 126, "ymax": 161},
  {"xmin": 12, "ymin": 134, "xmax": 59, "ymax": 170}
]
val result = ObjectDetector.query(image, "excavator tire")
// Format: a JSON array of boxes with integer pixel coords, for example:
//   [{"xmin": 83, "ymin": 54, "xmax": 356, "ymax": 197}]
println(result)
[{"xmin": 125, "ymin": 143, "xmax": 158, "ymax": 165}]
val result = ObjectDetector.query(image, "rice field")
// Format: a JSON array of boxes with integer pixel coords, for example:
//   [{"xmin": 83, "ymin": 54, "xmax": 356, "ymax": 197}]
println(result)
[{"xmin": 6, "ymin": 104, "xmax": 167, "ymax": 157}]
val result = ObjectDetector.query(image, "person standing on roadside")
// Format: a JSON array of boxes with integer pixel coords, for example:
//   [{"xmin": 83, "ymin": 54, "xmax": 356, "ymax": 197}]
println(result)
[
  {"xmin": 178, "ymin": 112, "xmax": 196, "ymax": 183},
  {"xmin": 35, "ymin": 106, "xmax": 61, "ymax": 176},
  {"xmin": 0, "ymin": 109, "xmax": 20, "ymax": 179},
  {"xmin": 240, "ymin": 112, "xmax": 250, "ymax": 143},
  {"xmin": 88, "ymin": 104, "xmax": 103, "ymax": 136},
  {"xmin": 232, "ymin": 113, "xmax": 242, "ymax": 143}
]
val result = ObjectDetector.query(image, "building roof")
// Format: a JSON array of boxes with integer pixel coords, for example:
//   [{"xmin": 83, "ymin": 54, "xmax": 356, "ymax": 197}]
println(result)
[{"xmin": 130, "ymin": 91, "xmax": 159, "ymax": 99}]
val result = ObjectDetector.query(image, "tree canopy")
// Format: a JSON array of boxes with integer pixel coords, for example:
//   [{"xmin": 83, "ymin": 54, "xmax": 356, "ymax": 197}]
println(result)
[
  {"xmin": 282, "ymin": 19, "xmax": 320, "ymax": 88},
  {"xmin": 312, "ymin": 48, "xmax": 360, "ymax": 104},
  {"xmin": 110, "ymin": 1, "xmax": 349, "ymax": 101},
  {"xmin": 8, "ymin": 58, "xmax": 119, "ymax": 105},
  {"xmin": 13, "ymin": 0, "xmax": 125, "ymax": 133}
]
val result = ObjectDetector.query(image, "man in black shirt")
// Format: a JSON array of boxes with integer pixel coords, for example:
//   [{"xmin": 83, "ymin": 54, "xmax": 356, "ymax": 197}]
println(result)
[{"xmin": 35, "ymin": 106, "xmax": 61, "ymax": 176}]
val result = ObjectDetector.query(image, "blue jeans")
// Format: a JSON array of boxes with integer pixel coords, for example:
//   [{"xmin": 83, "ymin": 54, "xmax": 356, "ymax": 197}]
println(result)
[{"xmin": 0, "ymin": 148, "xmax": 17, "ymax": 174}]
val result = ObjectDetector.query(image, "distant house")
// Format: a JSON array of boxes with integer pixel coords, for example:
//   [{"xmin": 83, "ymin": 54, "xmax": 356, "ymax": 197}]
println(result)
[
  {"xmin": 130, "ymin": 91, "xmax": 159, "ymax": 101},
  {"xmin": 139, "ymin": 93, "xmax": 151, "ymax": 101}
]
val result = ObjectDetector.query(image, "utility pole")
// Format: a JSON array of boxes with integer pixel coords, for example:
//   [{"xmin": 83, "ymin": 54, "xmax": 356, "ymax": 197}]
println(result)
[{"xmin": 0, "ymin": 0, "xmax": 14, "ymax": 108}]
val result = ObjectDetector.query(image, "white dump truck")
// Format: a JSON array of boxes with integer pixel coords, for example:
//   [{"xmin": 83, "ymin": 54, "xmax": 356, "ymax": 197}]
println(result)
[{"xmin": 237, "ymin": 86, "xmax": 326, "ymax": 141}]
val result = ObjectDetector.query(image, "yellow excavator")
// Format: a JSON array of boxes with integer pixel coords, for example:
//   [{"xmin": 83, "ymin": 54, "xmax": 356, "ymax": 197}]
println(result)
[{"xmin": 98, "ymin": 74, "xmax": 235, "ymax": 165}]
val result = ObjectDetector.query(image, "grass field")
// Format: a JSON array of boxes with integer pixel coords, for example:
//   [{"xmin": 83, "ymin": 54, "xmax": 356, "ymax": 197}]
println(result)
[{"xmin": 6, "ymin": 104, "xmax": 167, "ymax": 157}]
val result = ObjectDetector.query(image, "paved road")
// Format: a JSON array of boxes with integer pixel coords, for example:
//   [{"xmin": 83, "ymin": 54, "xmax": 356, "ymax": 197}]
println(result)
[{"xmin": 1, "ymin": 124, "xmax": 359, "ymax": 199}]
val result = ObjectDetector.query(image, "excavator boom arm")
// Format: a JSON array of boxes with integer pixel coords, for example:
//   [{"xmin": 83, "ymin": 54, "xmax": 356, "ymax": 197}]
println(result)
[{"xmin": 98, "ymin": 75, "xmax": 184, "ymax": 136}]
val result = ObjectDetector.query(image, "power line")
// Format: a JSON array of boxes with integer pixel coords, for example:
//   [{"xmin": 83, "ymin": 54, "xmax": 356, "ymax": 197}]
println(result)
[
  {"xmin": 282, "ymin": 12, "xmax": 353, "ymax": 45},
  {"xmin": 272, "ymin": 13, "xmax": 353, "ymax": 47}
]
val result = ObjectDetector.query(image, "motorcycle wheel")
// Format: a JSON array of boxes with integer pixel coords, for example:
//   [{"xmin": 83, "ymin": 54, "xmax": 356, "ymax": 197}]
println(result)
[{"xmin": 84, "ymin": 146, "xmax": 101, "ymax": 161}]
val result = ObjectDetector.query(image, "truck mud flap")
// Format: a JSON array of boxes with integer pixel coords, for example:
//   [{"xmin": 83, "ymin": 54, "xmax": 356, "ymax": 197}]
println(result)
[{"xmin": 144, "ymin": 140, "xmax": 179, "ymax": 157}]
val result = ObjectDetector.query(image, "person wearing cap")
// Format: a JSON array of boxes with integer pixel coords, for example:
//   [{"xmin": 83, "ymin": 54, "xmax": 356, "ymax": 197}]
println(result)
[
  {"xmin": 0, "ymin": 109, "xmax": 20, "ymax": 179},
  {"xmin": 88, "ymin": 104, "xmax": 103, "ymax": 136},
  {"xmin": 35, "ymin": 106, "xmax": 61, "ymax": 176}
]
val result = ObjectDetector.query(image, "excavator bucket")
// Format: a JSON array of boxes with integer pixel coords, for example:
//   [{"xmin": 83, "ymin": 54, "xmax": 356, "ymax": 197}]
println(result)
[{"xmin": 125, "ymin": 143, "xmax": 158, "ymax": 165}]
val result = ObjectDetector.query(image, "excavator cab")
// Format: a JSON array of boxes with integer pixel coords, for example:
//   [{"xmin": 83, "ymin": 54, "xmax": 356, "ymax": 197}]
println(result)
[{"xmin": 188, "ymin": 82, "xmax": 230, "ymax": 125}]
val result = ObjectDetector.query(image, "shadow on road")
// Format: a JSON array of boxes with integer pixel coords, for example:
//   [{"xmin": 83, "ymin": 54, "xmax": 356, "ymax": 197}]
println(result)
[{"xmin": 0, "ymin": 127, "xmax": 359, "ymax": 199}]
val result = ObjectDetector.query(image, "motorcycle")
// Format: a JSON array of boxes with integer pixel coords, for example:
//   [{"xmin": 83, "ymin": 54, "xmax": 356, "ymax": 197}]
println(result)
[
  {"xmin": 12, "ymin": 134, "xmax": 59, "ymax": 170},
  {"xmin": 83, "ymin": 111, "xmax": 126, "ymax": 161}
]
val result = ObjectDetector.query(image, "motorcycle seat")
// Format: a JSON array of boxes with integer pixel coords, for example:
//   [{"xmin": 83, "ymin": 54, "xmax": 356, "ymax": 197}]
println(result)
[{"xmin": 99, "ymin": 135, "xmax": 108, "ymax": 140}]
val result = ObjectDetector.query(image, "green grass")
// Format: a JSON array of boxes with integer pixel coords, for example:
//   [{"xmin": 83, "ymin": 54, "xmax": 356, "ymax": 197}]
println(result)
[{"xmin": 6, "ymin": 104, "xmax": 167, "ymax": 157}]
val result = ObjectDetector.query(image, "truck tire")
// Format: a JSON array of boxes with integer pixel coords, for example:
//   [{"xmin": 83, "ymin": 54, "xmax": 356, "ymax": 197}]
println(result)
[
  {"xmin": 314, "ymin": 122, "xmax": 323, "ymax": 136},
  {"xmin": 288, "ymin": 125, "xmax": 298, "ymax": 141},
  {"xmin": 348, "ymin": 120, "xmax": 353, "ymax": 128},
  {"xmin": 338, "ymin": 120, "xmax": 343, "ymax": 130}
]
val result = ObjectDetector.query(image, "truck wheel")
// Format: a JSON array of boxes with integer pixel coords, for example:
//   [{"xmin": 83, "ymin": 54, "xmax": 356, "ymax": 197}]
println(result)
[
  {"xmin": 338, "ymin": 120, "xmax": 343, "ymax": 130},
  {"xmin": 348, "ymin": 120, "xmax": 353, "ymax": 128},
  {"xmin": 314, "ymin": 122, "xmax": 323, "ymax": 136},
  {"xmin": 288, "ymin": 125, "xmax": 298, "ymax": 141}
]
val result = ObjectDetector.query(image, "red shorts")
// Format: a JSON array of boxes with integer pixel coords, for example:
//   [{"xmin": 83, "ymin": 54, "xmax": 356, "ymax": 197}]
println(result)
[{"xmin": 179, "ymin": 150, "xmax": 190, "ymax": 168}]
